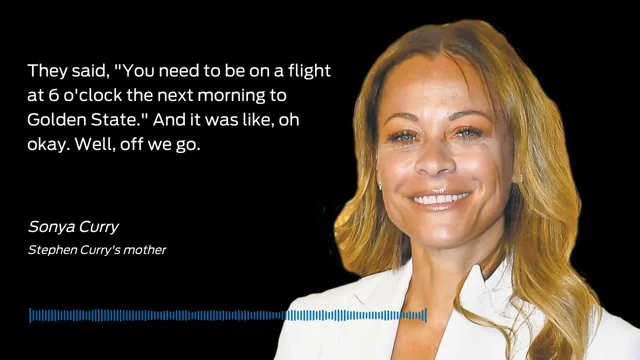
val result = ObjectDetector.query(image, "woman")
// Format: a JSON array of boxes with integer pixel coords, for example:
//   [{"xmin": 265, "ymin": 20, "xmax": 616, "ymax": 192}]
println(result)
[{"xmin": 274, "ymin": 20, "xmax": 639, "ymax": 359}]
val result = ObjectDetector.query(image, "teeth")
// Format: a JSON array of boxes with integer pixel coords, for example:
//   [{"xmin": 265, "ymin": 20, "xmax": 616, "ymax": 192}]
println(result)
[{"xmin": 413, "ymin": 193, "xmax": 470, "ymax": 205}]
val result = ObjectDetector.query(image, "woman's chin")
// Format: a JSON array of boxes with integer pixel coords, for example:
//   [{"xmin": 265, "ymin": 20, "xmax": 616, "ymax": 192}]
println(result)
[{"xmin": 409, "ymin": 228, "xmax": 468, "ymax": 250}]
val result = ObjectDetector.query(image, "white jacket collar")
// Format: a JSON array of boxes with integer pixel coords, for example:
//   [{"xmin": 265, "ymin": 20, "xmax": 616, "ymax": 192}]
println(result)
[{"xmin": 353, "ymin": 256, "xmax": 515, "ymax": 324}]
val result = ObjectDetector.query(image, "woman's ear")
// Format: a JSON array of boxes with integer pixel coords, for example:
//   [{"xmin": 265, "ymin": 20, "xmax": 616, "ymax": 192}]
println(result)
[
  {"xmin": 508, "ymin": 134, "xmax": 519, "ymax": 184},
  {"xmin": 375, "ymin": 153, "xmax": 382, "ymax": 189},
  {"xmin": 511, "ymin": 151, "xmax": 519, "ymax": 184},
  {"xmin": 512, "ymin": 168, "xmax": 524, "ymax": 184}
]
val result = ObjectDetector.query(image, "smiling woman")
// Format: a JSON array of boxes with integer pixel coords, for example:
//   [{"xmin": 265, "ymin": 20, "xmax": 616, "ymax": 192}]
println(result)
[
  {"xmin": 375, "ymin": 54, "xmax": 513, "ymax": 255},
  {"xmin": 274, "ymin": 20, "xmax": 639, "ymax": 360}
]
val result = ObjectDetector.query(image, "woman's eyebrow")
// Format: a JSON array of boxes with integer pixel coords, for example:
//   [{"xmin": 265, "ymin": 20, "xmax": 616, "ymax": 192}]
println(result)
[
  {"xmin": 448, "ymin": 110, "xmax": 493, "ymax": 122},
  {"xmin": 384, "ymin": 112, "xmax": 418, "ymax": 125},
  {"xmin": 383, "ymin": 109, "xmax": 493, "ymax": 125}
]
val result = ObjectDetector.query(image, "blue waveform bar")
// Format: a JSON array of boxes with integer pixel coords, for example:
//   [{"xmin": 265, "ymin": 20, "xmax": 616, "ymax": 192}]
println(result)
[{"xmin": 28, "ymin": 308, "xmax": 427, "ymax": 323}]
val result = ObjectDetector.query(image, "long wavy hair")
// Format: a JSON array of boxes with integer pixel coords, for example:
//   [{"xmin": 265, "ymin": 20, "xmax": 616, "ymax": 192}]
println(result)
[{"xmin": 334, "ymin": 19, "xmax": 601, "ymax": 360}]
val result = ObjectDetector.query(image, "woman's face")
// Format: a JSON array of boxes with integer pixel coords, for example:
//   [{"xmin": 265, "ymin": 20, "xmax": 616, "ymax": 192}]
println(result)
[{"xmin": 376, "ymin": 54, "xmax": 514, "ymax": 250}]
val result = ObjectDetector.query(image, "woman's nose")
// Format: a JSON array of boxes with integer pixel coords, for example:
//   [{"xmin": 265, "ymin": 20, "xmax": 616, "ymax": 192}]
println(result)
[{"xmin": 414, "ymin": 140, "xmax": 456, "ymax": 177}]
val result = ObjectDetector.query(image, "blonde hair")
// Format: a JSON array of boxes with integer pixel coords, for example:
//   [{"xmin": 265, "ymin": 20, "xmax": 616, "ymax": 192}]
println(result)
[{"xmin": 335, "ymin": 19, "xmax": 601, "ymax": 359}]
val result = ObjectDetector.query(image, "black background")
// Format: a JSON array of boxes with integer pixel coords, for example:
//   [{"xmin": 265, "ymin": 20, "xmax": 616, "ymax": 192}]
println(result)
[{"xmin": 22, "ymin": 12, "xmax": 637, "ymax": 357}]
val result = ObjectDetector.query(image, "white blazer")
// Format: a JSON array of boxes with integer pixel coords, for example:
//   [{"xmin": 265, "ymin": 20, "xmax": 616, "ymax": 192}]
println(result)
[{"xmin": 274, "ymin": 258, "xmax": 640, "ymax": 359}]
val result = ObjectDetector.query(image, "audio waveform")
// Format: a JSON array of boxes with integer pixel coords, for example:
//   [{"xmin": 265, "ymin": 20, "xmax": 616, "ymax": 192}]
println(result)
[{"xmin": 28, "ymin": 308, "xmax": 427, "ymax": 323}]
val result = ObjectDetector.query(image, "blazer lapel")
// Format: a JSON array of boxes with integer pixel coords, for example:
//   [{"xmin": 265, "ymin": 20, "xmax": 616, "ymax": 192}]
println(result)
[
  {"xmin": 333, "ymin": 259, "xmax": 413, "ymax": 360},
  {"xmin": 331, "ymin": 257, "xmax": 531, "ymax": 360},
  {"xmin": 435, "ymin": 257, "xmax": 540, "ymax": 360},
  {"xmin": 460, "ymin": 258, "xmax": 515, "ymax": 326}
]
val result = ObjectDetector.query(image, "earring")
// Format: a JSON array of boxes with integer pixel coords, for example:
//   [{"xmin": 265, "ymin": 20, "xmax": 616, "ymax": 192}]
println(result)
[
  {"xmin": 519, "ymin": 174, "xmax": 524, "ymax": 182},
  {"xmin": 378, "ymin": 182, "xmax": 382, "ymax": 190}
]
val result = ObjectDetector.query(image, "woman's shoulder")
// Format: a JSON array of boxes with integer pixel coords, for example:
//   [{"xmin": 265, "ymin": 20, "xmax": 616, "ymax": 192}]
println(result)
[
  {"xmin": 587, "ymin": 307, "xmax": 640, "ymax": 358},
  {"xmin": 274, "ymin": 270, "xmax": 393, "ymax": 359},
  {"xmin": 286, "ymin": 269, "xmax": 391, "ymax": 310}
]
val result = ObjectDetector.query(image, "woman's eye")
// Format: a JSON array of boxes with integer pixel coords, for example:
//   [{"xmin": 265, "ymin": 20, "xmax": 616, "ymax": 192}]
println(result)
[
  {"xmin": 388, "ymin": 130, "xmax": 417, "ymax": 142},
  {"xmin": 455, "ymin": 127, "xmax": 483, "ymax": 139},
  {"xmin": 397, "ymin": 134, "xmax": 415, "ymax": 141}
]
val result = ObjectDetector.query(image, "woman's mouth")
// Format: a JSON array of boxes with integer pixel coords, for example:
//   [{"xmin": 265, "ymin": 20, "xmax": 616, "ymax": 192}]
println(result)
[{"xmin": 412, "ymin": 192, "xmax": 471, "ymax": 205}]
